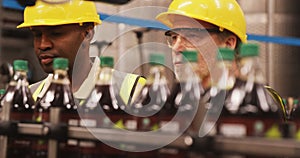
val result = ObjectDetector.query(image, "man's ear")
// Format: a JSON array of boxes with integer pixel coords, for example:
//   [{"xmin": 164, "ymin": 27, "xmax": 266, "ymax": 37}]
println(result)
[
  {"xmin": 225, "ymin": 35, "xmax": 237, "ymax": 49},
  {"xmin": 85, "ymin": 28, "xmax": 95, "ymax": 41}
]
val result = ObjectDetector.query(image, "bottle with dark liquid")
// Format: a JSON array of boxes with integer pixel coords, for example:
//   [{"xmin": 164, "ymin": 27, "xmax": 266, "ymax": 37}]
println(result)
[
  {"xmin": 79, "ymin": 56, "xmax": 129, "ymax": 157},
  {"xmin": 219, "ymin": 43, "xmax": 280, "ymax": 137},
  {"xmin": 1, "ymin": 60, "xmax": 35, "ymax": 121},
  {"xmin": 197, "ymin": 48, "xmax": 236, "ymax": 138},
  {"xmin": 0, "ymin": 60, "xmax": 35, "ymax": 158},
  {"xmin": 132, "ymin": 53, "xmax": 170, "ymax": 132},
  {"xmin": 32, "ymin": 58, "xmax": 77, "ymax": 158},
  {"xmin": 165, "ymin": 50, "xmax": 202, "ymax": 134},
  {"xmin": 79, "ymin": 56, "xmax": 136, "ymax": 129},
  {"xmin": 94, "ymin": 56, "xmax": 126, "ymax": 129},
  {"xmin": 78, "ymin": 56, "xmax": 122, "ymax": 157}
]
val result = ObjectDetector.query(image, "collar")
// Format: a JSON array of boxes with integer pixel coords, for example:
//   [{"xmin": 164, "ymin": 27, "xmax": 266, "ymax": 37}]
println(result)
[{"xmin": 37, "ymin": 74, "xmax": 53, "ymax": 99}]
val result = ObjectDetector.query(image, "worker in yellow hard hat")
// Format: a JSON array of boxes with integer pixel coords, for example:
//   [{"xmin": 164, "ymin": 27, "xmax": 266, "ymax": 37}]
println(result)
[
  {"xmin": 156, "ymin": 0, "xmax": 247, "ymax": 89},
  {"xmin": 17, "ymin": 0, "xmax": 145, "ymax": 104},
  {"xmin": 156, "ymin": 0, "xmax": 287, "ymax": 136},
  {"xmin": 155, "ymin": 0, "xmax": 248, "ymax": 135}
]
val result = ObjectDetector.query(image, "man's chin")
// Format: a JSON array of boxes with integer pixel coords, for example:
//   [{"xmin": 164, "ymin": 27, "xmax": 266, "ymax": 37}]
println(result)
[
  {"xmin": 42, "ymin": 66, "xmax": 53, "ymax": 74},
  {"xmin": 174, "ymin": 64, "xmax": 184, "ymax": 76},
  {"xmin": 174, "ymin": 65, "xmax": 209, "ymax": 80}
]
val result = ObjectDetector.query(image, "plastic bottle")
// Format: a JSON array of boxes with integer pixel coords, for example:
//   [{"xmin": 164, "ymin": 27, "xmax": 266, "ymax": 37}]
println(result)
[
  {"xmin": 0, "ymin": 60, "xmax": 35, "ymax": 158},
  {"xmin": 219, "ymin": 43, "xmax": 280, "ymax": 137},
  {"xmin": 132, "ymin": 53, "xmax": 170, "ymax": 132},
  {"xmin": 100, "ymin": 57, "xmax": 128, "ymax": 130},
  {"xmin": 164, "ymin": 50, "xmax": 202, "ymax": 134},
  {"xmin": 92, "ymin": 56, "xmax": 126, "ymax": 129},
  {"xmin": 79, "ymin": 56, "xmax": 130, "ymax": 157},
  {"xmin": 214, "ymin": 48, "xmax": 236, "ymax": 112},
  {"xmin": 199, "ymin": 48, "xmax": 236, "ymax": 137},
  {"xmin": 32, "ymin": 58, "xmax": 77, "ymax": 158},
  {"xmin": 1, "ymin": 60, "xmax": 35, "ymax": 120}
]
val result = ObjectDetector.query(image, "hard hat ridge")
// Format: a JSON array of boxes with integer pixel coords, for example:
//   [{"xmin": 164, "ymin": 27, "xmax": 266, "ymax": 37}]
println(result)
[{"xmin": 17, "ymin": 0, "xmax": 101, "ymax": 28}]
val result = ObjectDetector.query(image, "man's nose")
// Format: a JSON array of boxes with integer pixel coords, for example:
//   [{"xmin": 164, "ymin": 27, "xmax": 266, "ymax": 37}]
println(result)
[
  {"xmin": 172, "ymin": 36, "xmax": 187, "ymax": 53},
  {"xmin": 39, "ymin": 34, "xmax": 52, "ymax": 50}
]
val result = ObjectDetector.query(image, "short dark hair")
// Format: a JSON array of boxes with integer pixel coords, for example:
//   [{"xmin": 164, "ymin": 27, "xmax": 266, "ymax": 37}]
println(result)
[
  {"xmin": 217, "ymin": 29, "xmax": 241, "ymax": 50},
  {"xmin": 81, "ymin": 22, "xmax": 95, "ymax": 29}
]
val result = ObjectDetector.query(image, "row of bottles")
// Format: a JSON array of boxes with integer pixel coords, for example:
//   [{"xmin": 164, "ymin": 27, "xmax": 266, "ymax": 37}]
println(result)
[
  {"xmin": 79, "ymin": 52, "xmax": 201, "ymax": 134},
  {"xmin": 216, "ymin": 43, "xmax": 282, "ymax": 138},
  {"xmin": 0, "ymin": 55, "xmax": 196, "ymax": 158},
  {"xmin": 0, "ymin": 42, "xmax": 288, "ymax": 157},
  {"xmin": 78, "ymin": 53, "xmax": 200, "ymax": 157},
  {"xmin": 0, "ymin": 58, "xmax": 77, "ymax": 158},
  {"xmin": 0, "ymin": 60, "xmax": 34, "ymax": 158}
]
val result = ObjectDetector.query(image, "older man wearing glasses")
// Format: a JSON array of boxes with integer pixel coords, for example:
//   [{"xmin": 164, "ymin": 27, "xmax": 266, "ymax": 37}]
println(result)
[{"xmin": 156, "ymin": 0, "xmax": 247, "ymax": 89}]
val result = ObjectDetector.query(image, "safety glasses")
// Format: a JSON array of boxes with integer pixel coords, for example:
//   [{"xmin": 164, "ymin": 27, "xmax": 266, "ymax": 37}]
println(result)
[{"xmin": 164, "ymin": 28, "xmax": 221, "ymax": 48}]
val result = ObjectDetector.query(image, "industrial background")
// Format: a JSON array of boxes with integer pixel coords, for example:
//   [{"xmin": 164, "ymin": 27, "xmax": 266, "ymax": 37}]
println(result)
[{"xmin": 1, "ymin": 0, "xmax": 300, "ymax": 98}]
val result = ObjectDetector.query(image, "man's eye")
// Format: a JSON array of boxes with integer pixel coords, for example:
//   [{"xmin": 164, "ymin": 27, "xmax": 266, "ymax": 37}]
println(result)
[
  {"xmin": 51, "ymin": 32, "xmax": 63, "ymax": 36},
  {"xmin": 171, "ymin": 35, "xmax": 178, "ymax": 41},
  {"xmin": 32, "ymin": 32, "xmax": 42, "ymax": 38},
  {"xmin": 185, "ymin": 33, "xmax": 197, "ymax": 38}
]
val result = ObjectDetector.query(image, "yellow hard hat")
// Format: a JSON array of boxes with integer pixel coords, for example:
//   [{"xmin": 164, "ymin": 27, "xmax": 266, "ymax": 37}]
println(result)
[
  {"xmin": 156, "ymin": 0, "xmax": 247, "ymax": 43},
  {"xmin": 17, "ymin": 0, "xmax": 101, "ymax": 28}
]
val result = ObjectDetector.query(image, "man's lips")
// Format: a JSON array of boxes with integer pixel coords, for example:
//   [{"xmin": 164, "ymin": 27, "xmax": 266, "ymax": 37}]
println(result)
[
  {"xmin": 173, "ymin": 54, "xmax": 183, "ymax": 66},
  {"xmin": 173, "ymin": 61, "xmax": 183, "ymax": 66},
  {"xmin": 39, "ymin": 54, "xmax": 55, "ymax": 65},
  {"xmin": 41, "ymin": 57, "xmax": 54, "ymax": 65}
]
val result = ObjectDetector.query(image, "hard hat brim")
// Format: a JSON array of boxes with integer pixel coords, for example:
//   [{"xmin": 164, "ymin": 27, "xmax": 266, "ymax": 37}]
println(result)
[
  {"xmin": 156, "ymin": 11, "xmax": 247, "ymax": 43},
  {"xmin": 17, "ymin": 19, "xmax": 102, "ymax": 28}
]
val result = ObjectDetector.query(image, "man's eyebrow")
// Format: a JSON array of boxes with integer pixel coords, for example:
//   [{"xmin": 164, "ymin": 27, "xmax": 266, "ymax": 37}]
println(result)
[
  {"xmin": 30, "ymin": 25, "xmax": 65, "ymax": 31},
  {"xmin": 30, "ymin": 29, "xmax": 39, "ymax": 32}
]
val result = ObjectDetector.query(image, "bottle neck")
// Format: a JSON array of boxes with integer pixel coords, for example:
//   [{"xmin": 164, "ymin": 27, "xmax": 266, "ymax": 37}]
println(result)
[
  {"xmin": 238, "ymin": 56, "xmax": 265, "ymax": 84},
  {"xmin": 96, "ymin": 67, "xmax": 113, "ymax": 85},
  {"xmin": 147, "ymin": 65, "xmax": 167, "ymax": 85},
  {"xmin": 9, "ymin": 70, "xmax": 29, "ymax": 86},
  {"xmin": 215, "ymin": 60, "xmax": 235, "ymax": 90},
  {"xmin": 176, "ymin": 62, "xmax": 200, "ymax": 83},
  {"xmin": 238, "ymin": 56, "xmax": 255, "ymax": 76},
  {"xmin": 52, "ymin": 69, "xmax": 70, "ymax": 85}
]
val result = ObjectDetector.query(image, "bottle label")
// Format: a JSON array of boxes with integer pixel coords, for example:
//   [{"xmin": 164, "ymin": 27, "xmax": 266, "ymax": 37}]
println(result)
[
  {"xmin": 160, "ymin": 121, "xmax": 180, "ymax": 133},
  {"xmin": 67, "ymin": 119, "xmax": 79, "ymax": 146},
  {"xmin": 67, "ymin": 139, "xmax": 78, "ymax": 146},
  {"xmin": 201, "ymin": 122, "xmax": 217, "ymax": 136},
  {"xmin": 220, "ymin": 123, "xmax": 246, "ymax": 137},
  {"xmin": 159, "ymin": 148, "xmax": 179, "ymax": 155},
  {"xmin": 78, "ymin": 119, "xmax": 97, "ymax": 149},
  {"xmin": 125, "ymin": 120, "xmax": 137, "ymax": 130},
  {"xmin": 79, "ymin": 141, "xmax": 96, "ymax": 148},
  {"xmin": 68, "ymin": 119, "xmax": 79, "ymax": 126},
  {"xmin": 80, "ymin": 119, "xmax": 97, "ymax": 128}
]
